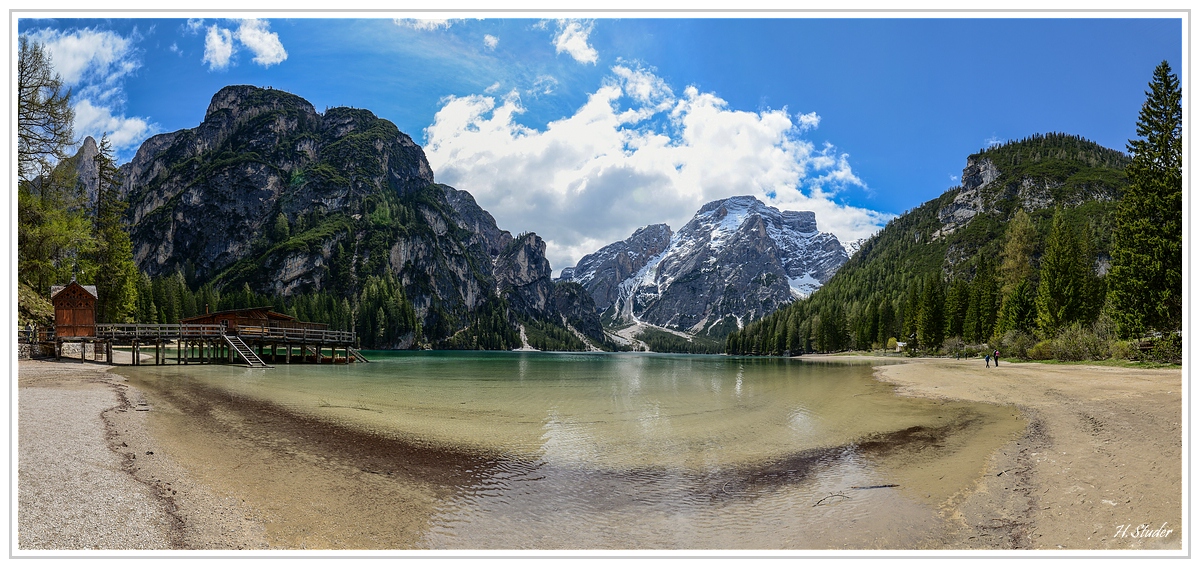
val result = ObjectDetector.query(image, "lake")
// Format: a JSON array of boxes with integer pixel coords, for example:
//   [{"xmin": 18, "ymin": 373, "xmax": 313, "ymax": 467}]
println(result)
[{"xmin": 119, "ymin": 351, "xmax": 1024, "ymax": 549}]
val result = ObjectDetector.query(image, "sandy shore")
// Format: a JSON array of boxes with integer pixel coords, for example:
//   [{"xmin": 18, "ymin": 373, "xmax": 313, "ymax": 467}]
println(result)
[
  {"xmin": 806, "ymin": 354, "xmax": 1182, "ymax": 550},
  {"xmin": 16, "ymin": 357, "xmax": 267, "ymax": 550},
  {"xmin": 16, "ymin": 354, "xmax": 1183, "ymax": 551}
]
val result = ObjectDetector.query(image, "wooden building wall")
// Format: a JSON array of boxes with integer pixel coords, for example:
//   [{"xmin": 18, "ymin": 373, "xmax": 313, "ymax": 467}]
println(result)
[{"xmin": 52, "ymin": 283, "xmax": 97, "ymax": 338}]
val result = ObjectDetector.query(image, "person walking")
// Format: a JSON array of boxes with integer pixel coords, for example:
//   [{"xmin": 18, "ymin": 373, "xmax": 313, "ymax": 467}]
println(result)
[
  {"xmin": 985, "ymin": 352, "xmax": 991, "ymax": 368},
  {"xmin": 993, "ymin": 349, "xmax": 1000, "ymax": 367}
]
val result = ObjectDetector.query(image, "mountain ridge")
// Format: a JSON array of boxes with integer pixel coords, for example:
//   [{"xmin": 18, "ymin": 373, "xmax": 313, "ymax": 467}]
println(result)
[
  {"xmin": 560, "ymin": 195, "xmax": 848, "ymax": 339},
  {"xmin": 108, "ymin": 84, "xmax": 606, "ymax": 350}
]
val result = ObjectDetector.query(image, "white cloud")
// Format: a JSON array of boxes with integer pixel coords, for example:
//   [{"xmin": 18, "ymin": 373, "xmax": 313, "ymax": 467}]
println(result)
[
  {"xmin": 985, "ymin": 135, "xmax": 1004, "ymax": 148},
  {"xmin": 395, "ymin": 19, "xmax": 454, "ymax": 31},
  {"xmin": 201, "ymin": 20, "xmax": 287, "ymax": 70},
  {"xmin": 203, "ymin": 25, "xmax": 234, "ymax": 70},
  {"xmin": 169, "ymin": 42, "xmax": 180, "ymax": 55},
  {"xmin": 553, "ymin": 20, "xmax": 598, "ymax": 65},
  {"xmin": 484, "ymin": 82, "xmax": 501, "ymax": 93},
  {"xmin": 796, "ymin": 111, "xmax": 821, "ymax": 131},
  {"xmin": 185, "ymin": 19, "xmax": 205, "ymax": 34},
  {"xmin": 530, "ymin": 75, "xmax": 559, "ymax": 97},
  {"xmin": 24, "ymin": 28, "xmax": 137, "ymax": 87},
  {"xmin": 484, "ymin": 34, "xmax": 499, "ymax": 50},
  {"xmin": 22, "ymin": 27, "xmax": 157, "ymax": 157},
  {"xmin": 235, "ymin": 19, "xmax": 287, "ymax": 67},
  {"xmin": 73, "ymin": 99, "xmax": 154, "ymax": 150},
  {"xmin": 424, "ymin": 66, "xmax": 888, "ymax": 273}
]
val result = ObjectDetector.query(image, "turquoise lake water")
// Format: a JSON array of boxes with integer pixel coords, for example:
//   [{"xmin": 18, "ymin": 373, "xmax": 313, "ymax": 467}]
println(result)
[{"xmin": 121, "ymin": 351, "xmax": 1020, "ymax": 548}]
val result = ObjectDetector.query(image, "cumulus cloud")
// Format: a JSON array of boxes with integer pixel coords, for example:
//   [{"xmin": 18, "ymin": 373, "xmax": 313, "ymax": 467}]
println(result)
[
  {"xmin": 24, "ymin": 28, "xmax": 137, "ymax": 88},
  {"xmin": 795, "ymin": 111, "xmax": 820, "ymax": 131},
  {"xmin": 395, "ymin": 19, "xmax": 454, "ymax": 31},
  {"xmin": 203, "ymin": 25, "xmax": 234, "ymax": 70},
  {"xmin": 201, "ymin": 19, "xmax": 286, "ymax": 70},
  {"xmin": 424, "ymin": 65, "xmax": 888, "ymax": 272},
  {"xmin": 235, "ymin": 19, "xmax": 287, "ymax": 67},
  {"xmin": 73, "ymin": 99, "xmax": 153, "ymax": 150},
  {"xmin": 553, "ymin": 20, "xmax": 598, "ymax": 65},
  {"xmin": 484, "ymin": 34, "xmax": 499, "ymax": 49},
  {"xmin": 22, "ymin": 27, "xmax": 158, "ymax": 157}
]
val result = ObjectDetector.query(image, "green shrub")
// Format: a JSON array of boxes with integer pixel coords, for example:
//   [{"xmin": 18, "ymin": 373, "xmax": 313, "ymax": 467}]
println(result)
[
  {"xmin": 1149, "ymin": 333, "xmax": 1182, "ymax": 364},
  {"xmin": 995, "ymin": 329, "xmax": 1036, "ymax": 360},
  {"xmin": 1109, "ymin": 340, "xmax": 1139, "ymax": 361},
  {"xmin": 1028, "ymin": 339, "xmax": 1054, "ymax": 360},
  {"xmin": 1049, "ymin": 322, "xmax": 1109, "ymax": 361}
]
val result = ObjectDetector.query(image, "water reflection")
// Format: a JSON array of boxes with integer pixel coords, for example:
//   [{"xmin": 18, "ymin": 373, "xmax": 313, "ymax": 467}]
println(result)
[{"xmin": 121, "ymin": 352, "xmax": 1020, "ymax": 549}]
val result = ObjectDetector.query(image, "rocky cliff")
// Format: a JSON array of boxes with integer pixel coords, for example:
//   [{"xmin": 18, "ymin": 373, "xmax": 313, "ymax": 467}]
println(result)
[
  {"xmin": 560, "ymin": 196, "xmax": 847, "ymax": 337},
  {"xmin": 116, "ymin": 85, "xmax": 604, "ymax": 348}
]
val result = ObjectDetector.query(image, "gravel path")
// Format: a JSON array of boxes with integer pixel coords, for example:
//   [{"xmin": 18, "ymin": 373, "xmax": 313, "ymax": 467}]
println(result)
[{"xmin": 17, "ymin": 360, "xmax": 175, "ymax": 549}]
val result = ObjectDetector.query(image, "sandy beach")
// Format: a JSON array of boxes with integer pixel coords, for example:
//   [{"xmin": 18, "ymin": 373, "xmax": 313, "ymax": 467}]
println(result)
[
  {"xmin": 15, "ymin": 354, "xmax": 1183, "ymax": 551},
  {"xmin": 816, "ymin": 354, "xmax": 1183, "ymax": 550}
]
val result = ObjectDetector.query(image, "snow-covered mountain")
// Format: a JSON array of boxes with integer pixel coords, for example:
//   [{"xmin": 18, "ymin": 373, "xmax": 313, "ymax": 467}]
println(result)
[{"xmin": 559, "ymin": 195, "xmax": 848, "ymax": 337}]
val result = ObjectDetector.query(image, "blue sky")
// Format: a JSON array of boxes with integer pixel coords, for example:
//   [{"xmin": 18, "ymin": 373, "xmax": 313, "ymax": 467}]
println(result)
[{"xmin": 15, "ymin": 15, "xmax": 1184, "ymax": 273}]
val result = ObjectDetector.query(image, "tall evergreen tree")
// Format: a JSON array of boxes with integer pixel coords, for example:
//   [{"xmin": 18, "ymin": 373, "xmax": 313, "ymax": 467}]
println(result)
[
  {"xmin": 997, "ymin": 279, "xmax": 1037, "ymax": 335},
  {"xmin": 964, "ymin": 257, "xmax": 998, "ymax": 343},
  {"xmin": 1036, "ymin": 208, "xmax": 1087, "ymax": 334},
  {"xmin": 917, "ymin": 275, "xmax": 946, "ymax": 350},
  {"xmin": 945, "ymin": 279, "xmax": 971, "ymax": 339},
  {"xmin": 1108, "ymin": 60, "xmax": 1183, "ymax": 337},
  {"xmin": 998, "ymin": 209, "xmax": 1038, "ymax": 298},
  {"xmin": 17, "ymin": 36, "xmax": 93, "ymax": 295},
  {"xmin": 17, "ymin": 37, "xmax": 74, "ymax": 183},
  {"xmin": 87, "ymin": 135, "xmax": 139, "ymax": 323}
]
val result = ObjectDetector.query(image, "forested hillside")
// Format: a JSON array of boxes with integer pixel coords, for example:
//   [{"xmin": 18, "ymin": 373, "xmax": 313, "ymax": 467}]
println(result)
[{"xmin": 728, "ymin": 59, "xmax": 1181, "ymax": 367}]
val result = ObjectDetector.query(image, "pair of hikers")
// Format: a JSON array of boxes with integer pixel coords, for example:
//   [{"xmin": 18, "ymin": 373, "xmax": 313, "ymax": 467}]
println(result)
[{"xmin": 985, "ymin": 349, "xmax": 1000, "ymax": 368}]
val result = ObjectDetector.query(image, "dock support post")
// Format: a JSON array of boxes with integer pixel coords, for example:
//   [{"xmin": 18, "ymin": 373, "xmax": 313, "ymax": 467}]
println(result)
[
  {"xmin": 107, "ymin": 341, "xmax": 113, "ymax": 364},
  {"xmin": 285, "ymin": 344, "xmax": 291, "ymax": 364},
  {"xmin": 55, "ymin": 339, "xmax": 61, "ymax": 361}
]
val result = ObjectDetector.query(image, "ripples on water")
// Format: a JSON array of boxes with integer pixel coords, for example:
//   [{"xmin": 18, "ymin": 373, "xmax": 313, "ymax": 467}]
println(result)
[{"xmin": 126, "ymin": 352, "xmax": 1015, "ymax": 549}]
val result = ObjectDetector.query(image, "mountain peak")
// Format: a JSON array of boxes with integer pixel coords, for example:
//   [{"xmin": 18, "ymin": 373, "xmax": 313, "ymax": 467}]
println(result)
[{"xmin": 563, "ymin": 195, "xmax": 847, "ymax": 336}]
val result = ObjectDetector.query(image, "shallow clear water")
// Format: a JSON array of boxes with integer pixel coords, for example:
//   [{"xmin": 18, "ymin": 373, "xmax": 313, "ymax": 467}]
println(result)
[{"xmin": 123, "ymin": 351, "xmax": 1022, "ymax": 548}]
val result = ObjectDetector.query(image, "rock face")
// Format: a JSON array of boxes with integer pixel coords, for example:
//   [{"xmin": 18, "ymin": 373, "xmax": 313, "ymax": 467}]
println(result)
[
  {"xmin": 559, "ymin": 223, "xmax": 672, "ymax": 312},
  {"xmin": 560, "ymin": 196, "xmax": 847, "ymax": 336},
  {"xmin": 118, "ymin": 85, "xmax": 603, "ymax": 347},
  {"xmin": 935, "ymin": 149, "xmax": 1123, "ymax": 239}
]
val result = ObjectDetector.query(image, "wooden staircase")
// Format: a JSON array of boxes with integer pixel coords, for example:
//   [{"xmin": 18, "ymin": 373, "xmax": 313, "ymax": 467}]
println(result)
[
  {"xmin": 348, "ymin": 347, "xmax": 370, "ymax": 363},
  {"xmin": 222, "ymin": 335, "xmax": 271, "ymax": 368}
]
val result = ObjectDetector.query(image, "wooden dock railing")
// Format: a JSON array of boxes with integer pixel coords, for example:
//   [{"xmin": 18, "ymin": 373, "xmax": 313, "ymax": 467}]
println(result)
[{"xmin": 74, "ymin": 323, "xmax": 356, "ymax": 343}]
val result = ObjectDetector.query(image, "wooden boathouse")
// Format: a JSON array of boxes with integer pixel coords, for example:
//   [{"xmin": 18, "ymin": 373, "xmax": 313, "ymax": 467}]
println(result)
[{"xmin": 44, "ymin": 288, "xmax": 366, "ymax": 367}]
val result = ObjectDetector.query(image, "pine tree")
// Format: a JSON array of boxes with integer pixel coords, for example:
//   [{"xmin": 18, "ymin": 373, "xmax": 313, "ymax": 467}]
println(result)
[
  {"xmin": 998, "ymin": 209, "xmax": 1038, "ymax": 298},
  {"xmin": 1036, "ymin": 208, "xmax": 1087, "ymax": 334},
  {"xmin": 17, "ymin": 37, "xmax": 74, "ymax": 183},
  {"xmin": 1108, "ymin": 60, "xmax": 1183, "ymax": 337},
  {"xmin": 17, "ymin": 36, "xmax": 94, "ymax": 295},
  {"xmin": 945, "ymin": 279, "xmax": 971, "ymax": 339},
  {"xmin": 997, "ymin": 279, "xmax": 1037, "ymax": 335},
  {"xmin": 88, "ymin": 135, "xmax": 139, "ymax": 322},
  {"xmin": 965, "ymin": 257, "xmax": 998, "ymax": 343},
  {"xmin": 917, "ymin": 275, "xmax": 945, "ymax": 350}
]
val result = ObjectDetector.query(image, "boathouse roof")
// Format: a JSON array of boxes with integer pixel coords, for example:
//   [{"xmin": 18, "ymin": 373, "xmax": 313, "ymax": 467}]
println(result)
[
  {"xmin": 179, "ymin": 306, "xmax": 297, "ymax": 323},
  {"xmin": 50, "ymin": 282, "xmax": 98, "ymax": 299}
]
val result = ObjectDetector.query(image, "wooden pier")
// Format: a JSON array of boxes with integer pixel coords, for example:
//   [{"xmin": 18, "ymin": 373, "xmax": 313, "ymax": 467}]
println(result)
[
  {"xmin": 36, "ymin": 287, "xmax": 361, "ymax": 368},
  {"xmin": 40, "ymin": 323, "xmax": 365, "ymax": 368}
]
